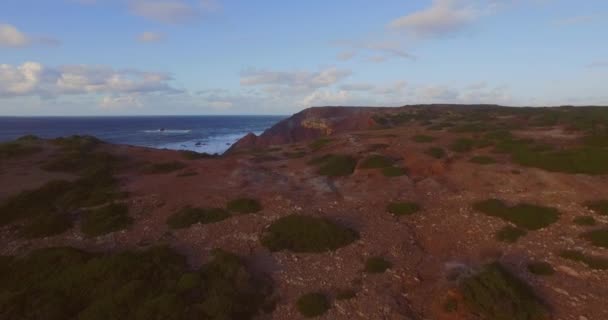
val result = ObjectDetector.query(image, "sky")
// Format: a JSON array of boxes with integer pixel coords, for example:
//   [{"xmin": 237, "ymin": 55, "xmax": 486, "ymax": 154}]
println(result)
[{"xmin": 1, "ymin": 0, "xmax": 607, "ymax": 116}]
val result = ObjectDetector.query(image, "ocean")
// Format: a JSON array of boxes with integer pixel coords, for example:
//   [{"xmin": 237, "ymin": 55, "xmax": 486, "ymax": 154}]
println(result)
[{"xmin": 0, "ymin": 116, "xmax": 285, "ymax": 154}]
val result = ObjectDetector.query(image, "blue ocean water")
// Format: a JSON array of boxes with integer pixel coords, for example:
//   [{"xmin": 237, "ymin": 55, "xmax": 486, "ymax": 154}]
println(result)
[{"xmin": 0, "ymin": 116, "xmax": 285, "ymax": 154}]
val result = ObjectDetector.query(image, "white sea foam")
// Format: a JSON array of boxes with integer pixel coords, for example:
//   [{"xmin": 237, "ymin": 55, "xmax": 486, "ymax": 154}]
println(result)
[
  {"xmin": 159, "ymin": 131, "xmax": 262, "ymax": 155},
  {"xmin": 142, "ymin": 129, "xmax": 192, "ymax": 134}
]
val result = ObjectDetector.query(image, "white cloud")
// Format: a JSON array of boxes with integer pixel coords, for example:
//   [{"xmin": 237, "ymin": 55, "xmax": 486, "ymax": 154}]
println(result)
[
  {"xmin": 587, "ymin": 60, "xmax": 608, "ymax": 69},
  {"xmin": 334, "ymin": 39, "xmax": 416, "ymax": 63},
  {"xmin": 137, "ymin": 31, "xmax": 165, "ymax": 43},
  {"xmin": 340, "ymin": 83, "xmax": 375, "ymax": 91},
  {"xmin": 555, "ymin": 15, "xmax": 598, "ymax": 26},
  {"xmin": 0, "ymin": 24, "xmax": 30, "ymax": 47},
  {"xmin": 128, "ymin": 0, "xmax": 219, "ymax": 24},
  {"xmin": 389, "ymin": 0, "xmax": 478, "ymax": 38},
  {"xmin": 240, "ymin": 67, "xmax": 352, "ymax": 90},
  {"xmin": 0, "ymin": 62, "xmax": 179, "ymax": 98},
  {"xmin": 337, "ymin": 51, "xmax": 356, "ymax": 61},
  {"xmin": 0, "ymin": 62, "xmax": 43, "ymax": 96},
  {"xmin": 100, "ymin": 94, "xmax": 143, "ymax": 109}
]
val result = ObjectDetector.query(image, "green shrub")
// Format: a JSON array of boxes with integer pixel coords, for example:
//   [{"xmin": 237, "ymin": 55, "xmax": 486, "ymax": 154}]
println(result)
[
  {"xmin": 512, "ymin": 147, "xmax": 608, "ymax": 175},
  {"xmin": 261, "ymin": 215, "xmax": 359, "ymax": 253},
  {"xmin": 473, "ymin": 199, "xmax": 559, "ymax": 230},
  {"xmin": 382, "ymin": 166, "xmax": 407, "ymax": 177},
  {"xmin": 81, "ymin": 203, "xmax": 132, "ymax": 237},
  {"xmin": 460, "ymin": 263, "xmax": 550, "ymax": 320},
  {"xmin": 283, "ymin": 151, "xmax": 306, "ymax": 159},
  {"xmin": 586, "ymin": 200, "xmax": 608, "ymax": 216},
  {"xmin": 335, "ymin": 288, "xmax": 357, "ymax": 300},
  {"xmin": 167, "ymin": 207, "xmax": 230, "ymax": 229},
  {"xmin": 443, "ymin": 297, "xmax": 458, "ymax": 313},
  {"xmin": 573, "ymin": 216, "xmax": 597, "ymax": 226},
  {"xmin": 412, "ymin": 135, "xmax": 436, "ymax": 143},
  {"xmin": 450, "ymin": 138, "xmax": 474, "ymax": 152},
  {"xmin": 180, "ymin": 150, "xmax": 216, "ymax": 160},
  {"xmin": 426, "ymin": 147, "xmax": 446, "ymax": 159},
  {"xmin": 0, "ymin": 246, "xmax": 272, "ymax": 320},
  {"xmin": 359, "ymin": 155, "xmax": 393, "ymax": 169},
  {"xmin": 296, "ymin": 292, "xmax": 329, "ymax": 318},
  {"xmin": 142, "ymin": 161, "xmax": 187, "ymax": 174},
  {"xmin": 314, "ymin": 155, "xmax": 357, "ymax": 177},
  {"xmin": 581, "ymin": 228, "xmax": 608, "ymax": 248},
  {"xmin": 0, "ymin": 141, "xmax": 41, "ymax": 159},
  {"xmin": 176, "ymin": 170, "xmax": 198, "ymax": 177},
  {"xmin": 527, "ymin": 261, "xmax": 555, "ymax": 276},
  {"xmin": 364, "ymin": 257, "xmax": 392, "ymax": 274},
  {"xmin": 387, "ymin": 202, "xmax": 420, "ymax": 216},
  {"xmin": 559, "ymin": 250, "xmax": 608, "ymax": 270},
  {"xmin": 43, "ymin": 151, "xmax": 121, "ymax": 175},
  {"xmin": 20, "ymin": 213, "xmax": 72, "ymax": 239},
  {"xmin": 496, "ymin": 226, "xmax": 527, "ymax": 243},
  {"xmin": 470, "ymin": 156, "xmax": 496, "ymax": 165},
  {"xmin": 227, "ymin": 198, "xmax": 262, "ymax": 214},
  {"xmin": 309, "ymin": 138, "xmax": 331, "ymax": 151}
]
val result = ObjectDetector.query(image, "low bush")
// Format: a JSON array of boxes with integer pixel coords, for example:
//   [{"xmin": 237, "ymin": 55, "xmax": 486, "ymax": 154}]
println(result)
[
  {"xmin": 0, "ymin": 246, "xmax": 273, "ymax": 320},
  {"xmin": 470, "ymin": 156, "xmax": 497, "ymax": 165},
  {"xmin": 496, "ymin": 226, "xmax": 527, "ymax": 243},
  {"xmin": 227, "ymin": 198, "xmax": 262, "ymax": 214},
  {"xmin": 313, "ymin": 155, "xmax": 357, "ymax": 177},
  {"xmin": 450, "ymin": 138, "xmax": 474, "ymax": 153},
  {"xmin": 335, "ymin": 288, "xmax": 357, "ymax": 300},
  {"xmin": 559, "ymin": 250, "xmax": 608, "ymax": 270},
  {"xmin": 412, "ymin": 135, "xmax": 436, "ymax": 143},
  {"xmin": 167, "ymin": 207, "xmax": 231, "ymax": 229},
  {"xmin": 0, "ymin": 140, "xmax": 41, "ymax": 159},
  {"xmin": 364, "ymin": 257, "xmax": 392, "ymax": 274},
  {"xmin": 142, "ymin": 161, "xmax": 187, "ymax": 174},
  {"xmin": 473, "ymin": 199, "xmax": 559, "ymax": 230},
  {"xmin": 581, "ymin": 228, "xmax": 608, "ymax": 248},
  {"xmin": 387, "ymin": 202, "xmax": 420, "ymax": 216},
  {"xmin": 81, "ymin": 203, "xmax": 132, "ymax": 237},
  {"xmin": 359, "ymin": 155, "xmax": 393, "ymax": 169},
  {"xmin": 296, "ymin": 292, "xmax": 329, "ymax": 318},
  {"xmin": 309, "ymin": 138, "xmax": 332, "ymax": 151},
  {"xmin": 585, "ymin": 200, "xmax": 608, "ymax": 216},
  {"xmin": 527, "ymin": 261, "xmax": 555, "ymax": 276},
  {"xmin": 459, "ymin": 263, "xmax": 550, "ymax": 320},
  {"xmin": 573, "ymin": 216, "xmax": 597, "ymax": 226},
  {"xmin": 426, "ymin": 147, "xmax": 446, "ymax": 159},
  {"xmin": 382, "ymin": 166, "xmax": 408, "ymax": 177},
  {"xmin": 261, "ymin": 215, "xmax": 359, "ymax": 253},
  {"xmin": 20, "ymin": 213, "xmax": 72, "ymax": 239},
  {"xmin": 180, "ymin": 150, "xmax": 216, "ymax": 160}
]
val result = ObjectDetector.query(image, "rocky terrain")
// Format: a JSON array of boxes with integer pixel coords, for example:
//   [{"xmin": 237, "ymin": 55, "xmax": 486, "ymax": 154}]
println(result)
[{"xmin": 1, "ymin": 104, "xmax": 608, "ymax": 320}]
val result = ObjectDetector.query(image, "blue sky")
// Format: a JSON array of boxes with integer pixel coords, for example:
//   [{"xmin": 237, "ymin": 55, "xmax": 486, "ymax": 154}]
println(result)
[{"xmin": 1, "ymin": 0, "xmax": 607, "ymax": 115}]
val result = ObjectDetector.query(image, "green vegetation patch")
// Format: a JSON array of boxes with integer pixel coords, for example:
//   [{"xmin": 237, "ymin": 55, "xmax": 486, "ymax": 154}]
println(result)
[
  {"xmin": 426, "ymin": 147, "xmax": 446, "ymax": 159},
  {"xmin": 364, "ymin": 256, "xmax": 392, "ymax": 274},
  {"xmin": 359, "ymin": 155, "xmax": 393, "ymax": 169},
  {"xmin": 261, "ymin": 215, "xmax": 359, "ymax": 253},
  {"xmin": 527, "ymin": 261, "xmax": 555, "ymax": 276},
  {"xmin": 496, "ymin": 226, "xmax": 527, "ymax": 243},
  {"xmin": 0, "ymin": 140, "xmax": 42, "ymax": 159},
  {"xmin": 581, "ymin": 228, "xmax": 608, "ymax": 248},
  {"xmin": 412, "ymin": 135, "xmax": 436, "ymax": 143},
  {"xmin": 180, "ymin": 150, "xmax": 217, "ymax": 160},
  {"xmin": 296, "ymin": 292, "xmax": 329, "ymax": 318},
  {"xmin": 382, "ymin": 166, "xmax": 408, "ymax": 177},
  {"xmin": 559, "ymin": 250, "xmax": 608, "ymax": 270},
  {"xmin": 450, "ymin": 138, "xmax": 475, "ymax": 153},
  {"xmin": 573, "ymin": 216, "xmax": 597, "ymax": 226},
  {"xmin": 470, "ymin": 156, "xmax": 497, "ymax": 165},
  {"xmin": 142, "ymin": 161, "xmax": 187, "ymax": 174},
  {"xmin": 166, "ymin": 207, "xmax": 231, "ymax": 229},
  {"xmin": 459, "ymin": 263, "xmax": 550, "ymax": 320},
  {"xmin": 311, "ymin": 154, "xmax": 357, "ymax": 177},
  {"xmin": 335, "ymin": 288, "xmax": 357, "ymax": 300},
  {"xmin": 0, "ymin": 171, "xmax": 125, "ymax": 237},
  {"xmin": 81, "ymin": 203, "xmax": 132, "ymax": 237},
  {"xmin": 473, "ymin": 199, "xmax": 560, "ymax": 230},
  {"xmin": 387, "ymin": 202, "xmax": 420, "ymax": 216},
  {"xmin": 586, "ymin": 200, "xmax": 608, "ymax": 216},
  {"xmin": 227, "ymin": 198, "xmax": 262, "ymax": 214},
  {"xmin": 0, "ymin": 246, "xmax": 273, "ymax": 320},
  {"xmin": 309, "ymin": 138, "xmax": 332, "ymax": 151}
]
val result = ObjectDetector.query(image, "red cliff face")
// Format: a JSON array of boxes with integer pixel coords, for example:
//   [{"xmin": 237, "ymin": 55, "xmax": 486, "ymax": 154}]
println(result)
[{"xmin": 227, "ymin": 106, "xmax": 379, "ymax": 152}]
